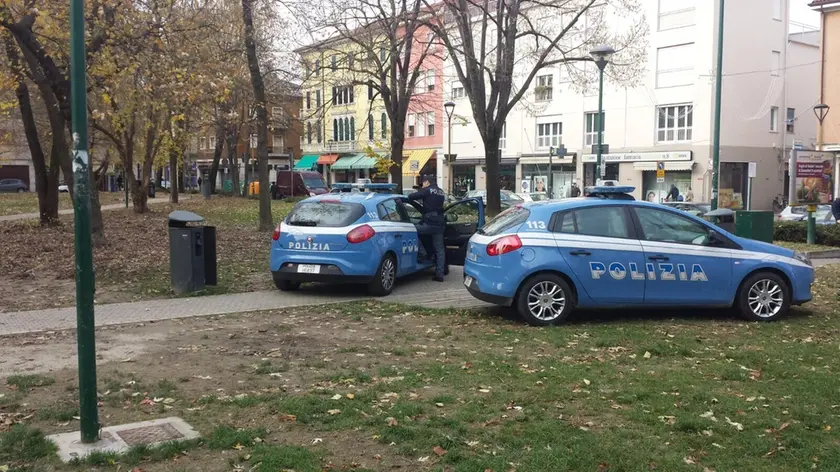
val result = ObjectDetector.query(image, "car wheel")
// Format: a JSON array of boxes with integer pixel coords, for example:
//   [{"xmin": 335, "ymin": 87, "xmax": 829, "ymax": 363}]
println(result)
[
  {"xmin": 737, "ymin": 272, "xmax": 790, "ymax": 322},
  {"xmin": 274, "ymin": 279, "xmax": 301, "ymax": 291},
  {"xmin": 368, "ymin": 254, "xmax": 397, "ymax": 296},
  {"xmin": 17, "ymin": 188, "xmax": 25, "ymax": 193},
  {"xmin": 516, "ymin": 274, "xmax": 574, "ymax": 326}
]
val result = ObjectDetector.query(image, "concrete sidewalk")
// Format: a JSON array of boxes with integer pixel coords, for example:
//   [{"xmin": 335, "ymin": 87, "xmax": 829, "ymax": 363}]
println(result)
[
  {"xmin": 0, "ymin": 267, "xmax": 489, "ymax": 336},
  {"xmin": 0, "ymin": 195, "xmax": 191, "ymax": 222}
]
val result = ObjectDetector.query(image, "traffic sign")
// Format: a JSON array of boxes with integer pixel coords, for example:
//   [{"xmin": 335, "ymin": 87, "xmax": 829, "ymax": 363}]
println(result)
[
  {"xmin": 656, "ymin": 161, "xmax": 665, "ymax": 178},
  {"xmin": 657, "ymin": 177, "xmax": 665, "ymax": 183}
]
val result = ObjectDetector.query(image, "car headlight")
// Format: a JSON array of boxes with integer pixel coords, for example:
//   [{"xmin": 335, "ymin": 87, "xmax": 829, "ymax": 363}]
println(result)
[
  {"xmin": 794, "ymin": 251, "xmax": 812, "ymax": 266},
  {"xmin": 309, "ymin": 192, "xmax": 316, "ymax": 196}
]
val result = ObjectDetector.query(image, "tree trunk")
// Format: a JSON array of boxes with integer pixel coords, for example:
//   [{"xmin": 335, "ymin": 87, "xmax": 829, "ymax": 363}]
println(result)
[
  {"xmin": 227, "ymin": 132, "xmax": 240, "ymax": 196},
  {"xmin": 209, "ymin": 125, "xmax": 224, "ymax": 194},
  {"xmin": 482, "ymin": 136, "xmax": 502, "ymax": 217},
  {"xmin": 169, "ymin": 148, "xmax": 180, "ymax": 204},
  {"xmin": 241, "ymin": 0, "xmax": 273, "ymax": 231},
  {"xmin": 389, "ymin": 124, "xmax": 406, "ymax": 193},
  {"xmin": 4, "ymin": 34, "xmax": 59, "ymax": 224}
]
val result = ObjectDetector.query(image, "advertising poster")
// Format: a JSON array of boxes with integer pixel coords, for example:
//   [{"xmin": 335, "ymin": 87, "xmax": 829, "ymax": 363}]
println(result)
[
  {"xmin": 533, "ymin": 176, "xmax": 548, "ymax": 194},
  {"xmin": 796, "ymin": 157, "xmax": 833, "ymax": 204}
]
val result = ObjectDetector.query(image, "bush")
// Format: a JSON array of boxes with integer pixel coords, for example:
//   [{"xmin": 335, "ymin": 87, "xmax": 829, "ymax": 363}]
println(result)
[{"xmin": 774, "ymin": 220, "xmax": 840, "ymax": 246}]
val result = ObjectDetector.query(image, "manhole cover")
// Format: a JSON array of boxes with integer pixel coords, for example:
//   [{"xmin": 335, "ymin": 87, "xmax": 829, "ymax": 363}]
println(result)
[{"xmin": 115, "ymin": 423, "xmax": 184, "ymax": 446}]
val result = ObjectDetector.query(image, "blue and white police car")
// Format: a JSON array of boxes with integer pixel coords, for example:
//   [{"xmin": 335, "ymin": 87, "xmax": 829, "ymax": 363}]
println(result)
[
  {"xmin": 463, "ymin": 186, "xmax": 814, "ymax": 325},
  {"xmin": 270, "ymin": 183, "xmax": 484, "ymax": 295}
]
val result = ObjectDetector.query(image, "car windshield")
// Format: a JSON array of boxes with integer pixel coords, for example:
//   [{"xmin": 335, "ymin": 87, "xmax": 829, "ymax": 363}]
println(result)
[
  {"xmin": 480, "ymin": 206, "xmax": 530, "ymax": 236},
  {"xmin": 302, "ymin": 176, "xmax": 326, "ymax": 189},
  {"xmin": 789, "ymin": 205, "xmax": 830, "ymax": 215},
  {"xmin": 465, "ymin": 190, "xmax": 523, "ymax": 202},
  {"xmin": 286, "ymin": 201, "xmax": 364, "ymax": 227}
]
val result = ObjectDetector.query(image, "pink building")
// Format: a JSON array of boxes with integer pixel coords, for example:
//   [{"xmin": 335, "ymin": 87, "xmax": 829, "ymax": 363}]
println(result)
[{"xmin": 401, "ymin": 24, "xmax": 444, "ymax": 190}]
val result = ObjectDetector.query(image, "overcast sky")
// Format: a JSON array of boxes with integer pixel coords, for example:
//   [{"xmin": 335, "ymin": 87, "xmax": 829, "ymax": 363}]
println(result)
[{"xmin": 791, "ymin": 0, "xmax": 820, "ymax": 26}]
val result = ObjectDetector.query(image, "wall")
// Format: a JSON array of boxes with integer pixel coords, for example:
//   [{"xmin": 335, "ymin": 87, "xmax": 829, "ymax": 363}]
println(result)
[{"xmin": 819, "ymin": 8, "xmax": 840, "ymax": 148}]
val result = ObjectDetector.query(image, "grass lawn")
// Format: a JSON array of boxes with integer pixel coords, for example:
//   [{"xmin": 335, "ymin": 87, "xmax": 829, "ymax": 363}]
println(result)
[
  {"xmin": 0, "ymin": 192, "xmax": 127, "ymax": 216},
  {"xmin": 773, "ymin": 241, "xmax": 838, "ymax": 254},
  {"xmin": 1, "ymin": 265, "xmax": 840, "ymax": 471},
  {"xmin": 0, "ymin": 196, "xmax": 298, "ymax": 312}
]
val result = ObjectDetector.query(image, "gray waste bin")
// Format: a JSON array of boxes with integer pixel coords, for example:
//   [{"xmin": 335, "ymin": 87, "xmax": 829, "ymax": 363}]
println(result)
[{"xmin": 168, "ymin": 210, "xmax": 217, "ymax": 294}]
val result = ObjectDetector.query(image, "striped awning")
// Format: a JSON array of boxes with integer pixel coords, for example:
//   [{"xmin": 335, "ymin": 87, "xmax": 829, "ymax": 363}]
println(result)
[
  {"xmin": 403, "ymin": 149, "xmax": 436, "ymax": 176},
  {"xmin": 317, "ymin": 154, "xmax": 339, "ymax": 165},
  {"xmin": 633, "ymin": 161, "xmax": 695, "ymax": 171}
]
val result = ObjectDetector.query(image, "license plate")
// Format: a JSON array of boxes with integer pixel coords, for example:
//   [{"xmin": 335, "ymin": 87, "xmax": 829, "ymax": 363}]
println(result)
[
  {"xmin": 297, "ymin": 264, "xmax": 320, "ymax": 274},
  {"xmin": 464, "ymin": 275, "xmax": 473, "ymax": 287}
]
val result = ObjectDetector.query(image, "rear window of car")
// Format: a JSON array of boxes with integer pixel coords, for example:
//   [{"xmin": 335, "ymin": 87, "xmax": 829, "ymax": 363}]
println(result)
[
  {"xmin": 480, "ymin": 206, "xmax": 530, "ymax": 236},
  {"xmin": 286, "ymin": 201, "xmax": 365, "ymax": 227}
]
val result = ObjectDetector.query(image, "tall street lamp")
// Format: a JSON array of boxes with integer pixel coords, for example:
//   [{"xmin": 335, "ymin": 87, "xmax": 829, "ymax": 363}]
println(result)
[
  {"xmin": 590, "ymin": 45, "xmax": 615, "ymax": 185},
  {"xmin": 444, "ymin": 100, "xmax": 456, "ymax": 194},
  {"xmin": 809, "ymin": 103, "xmax": 831, "ymax": 244}
]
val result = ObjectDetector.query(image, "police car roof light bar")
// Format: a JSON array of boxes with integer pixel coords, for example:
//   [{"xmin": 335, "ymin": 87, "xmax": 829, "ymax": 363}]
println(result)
[{"xmin": 584, "ymin": 185, "xmax": 635, "ymax": 194}]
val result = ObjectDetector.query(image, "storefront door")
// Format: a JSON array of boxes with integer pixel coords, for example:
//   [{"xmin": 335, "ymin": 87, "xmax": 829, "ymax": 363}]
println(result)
[
  {"xmin": 452, "ymin": 165, "xmax": 476, "ymax": 197},
  {"xmin": 642, "ymin": 171, "xmax": 692, "ymax": 203}
]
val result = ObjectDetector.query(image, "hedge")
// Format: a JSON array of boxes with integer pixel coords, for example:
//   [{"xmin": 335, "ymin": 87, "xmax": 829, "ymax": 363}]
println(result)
[{"xmin": 774, "ymin": 220, "xmax": 840, "ymax": 246}]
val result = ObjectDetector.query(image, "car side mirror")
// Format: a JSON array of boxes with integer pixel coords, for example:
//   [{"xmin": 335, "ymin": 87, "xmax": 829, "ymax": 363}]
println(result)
[{"xmin": 445, "ymin": 213, "xmax": 458, "ymax": 223}]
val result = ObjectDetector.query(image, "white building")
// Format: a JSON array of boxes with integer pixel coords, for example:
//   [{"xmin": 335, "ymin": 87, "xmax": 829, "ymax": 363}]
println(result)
[{"xmin": 441, "ymin": 0, "xmax": 820, "ymax": 209}]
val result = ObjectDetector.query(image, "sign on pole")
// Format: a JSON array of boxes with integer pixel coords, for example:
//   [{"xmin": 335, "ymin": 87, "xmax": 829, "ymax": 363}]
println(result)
[{"xmin": 656, "ymin": 161, "xmax": 665, "ymax": 179}]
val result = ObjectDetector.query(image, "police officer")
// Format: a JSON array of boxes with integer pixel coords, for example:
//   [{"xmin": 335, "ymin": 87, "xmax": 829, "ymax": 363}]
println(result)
[{"xmin": 408, "ymin": 174, "xmax": 446, "ymax": 282}]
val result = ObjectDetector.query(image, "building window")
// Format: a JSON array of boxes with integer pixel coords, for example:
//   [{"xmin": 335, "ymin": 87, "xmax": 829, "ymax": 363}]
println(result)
[
  {"xmin": 426, "ymin": 111, "xmax": 435, "ymax": 136},
  {"xmin": 347, "ymin": 52, "xmax": 354, "ymax": 69},
  {"xmin": 273, "ymin": 135, "xmax": 283, "ymax": 149},
  {"xmin": 315, "ymin": 90, "xmax": 321, "ymax": 108},
  {"xmin": 452, "ymin": 85, "xmax": 465, "ymax": 99},
  {"xmin": 349, "ymin": 117, "xmax": 355, "ymax": 140},
  {"xmin": 535, "ymin": 74, "xmax": 553, "ymax": 101},
  {"xmin": 333, "ymin": 86, "xmax": 355, "ymax": 105},
  {"xmin": 407, "ymin": 114, "xmax": 415, "ymax": 137},
  {"xmin": 656, "ymin": 104, "xmax": 693, "ymax": 143},
  {"xmin": 271, "ymin": 107, "xmax": 283, "ymax": 118},
  {"xmin": 426, "ymin": 70, "xmax": 435, "ymax": 92},
  {"xmin": 656, "ymin": 43, "xmax": 694, "ymax": 88},
  {"xmin": 199, "ymin": 137, "xmax": 207, "ymax": 150},
  {"xmin": 307, "ymin": 122, "xmax": 312, "ymax": 144},
  {"xmin": 331, "ymin": 54, "xmax": 337, "ymax": 70},
  {"xmin": 771, "ymin": 51, "xmax": 781, "ymax": 76},
  {"xmin": 772, "ymin": 0, "xmax": 781, "ymax": 20},
  {"xmin": 368, "ymin": 114, "xmax": 374, "ymax": 140},
  {"xmin": 499, "ymin": 123, "xmax": 506, "ymax": 150},
  {"xmin": 379, "ymin": 45, "xmax": 386, "ymax": 63},
  {"xmin": 314, "ymin": 59, "xmax": 320, "ymax": 72},
  {"xmin": 316, "ymin": 120, "xmax": 322, "ymax": 143},
  {"xmin": 658, "ymin": 0, "xmax": 695, "ymax": 31},
  {"xmin": 209, "ymin": 136, "xmax": 216, "ymax": 149},
  {"xmin": 536, "ymin": 122, "xmax": 561, "ymax": 149},
  {"xmin": 786, "ymin": 107, "xmax": 795, "ymax": 133},
  {"xmin": 380, "ymin": 113, "xmax": 388, "ymax": 138},
  {"xmin": 306, "ymin": 91, "xmax": 311, "ymax": 109},
  {"xmin": 770, "ymin": 106, "xmax": 778, "ymax": 132},
  {"xmin": 333, "ymin": 118, "xmax": 338, "ymax": 141},
  {"xmin": 584, "ymin": 112, "xmax": 605, "ymax": 146},
  {"xmin": 368, "ymin": 84, "xmax": 374, "ymax": 100}
]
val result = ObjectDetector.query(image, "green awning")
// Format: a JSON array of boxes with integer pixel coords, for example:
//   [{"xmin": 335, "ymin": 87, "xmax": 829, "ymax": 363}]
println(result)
[
  {"xmin": 349, "ymin": 155, "xmax": 378, "ymax": 169},
  {"xmin": 294, "ymin": 154, "xmax": 319, "ymax": 171},
  {"xmin": 331, "ymin": 154, "xmax": 364, "ymax": 170}
]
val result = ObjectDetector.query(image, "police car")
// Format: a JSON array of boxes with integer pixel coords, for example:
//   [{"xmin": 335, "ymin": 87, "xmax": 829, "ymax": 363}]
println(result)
[
  {"xmin": 463, "ymin": 186, "xmax": 814, "ymax": 325},
  {"xmin": 271, "ymin": 184, "xmax": 484, "ymax": 295}
]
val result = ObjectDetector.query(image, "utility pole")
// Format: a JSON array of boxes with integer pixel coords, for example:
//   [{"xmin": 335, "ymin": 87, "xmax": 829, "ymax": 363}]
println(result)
[
  {"xmin": 70, "ymin": 0, "xmax": 99, "ymax": 443},
  {"xmin": 711, "ymin": 0, "xmax": 725, "ymax": 210}
]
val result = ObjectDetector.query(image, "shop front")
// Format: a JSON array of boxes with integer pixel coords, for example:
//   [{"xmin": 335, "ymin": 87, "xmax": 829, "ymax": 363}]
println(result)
[
  {"xmin": 581, "ymin": 151, "xmax": 694, "ymax": 201},
  {"xmin": 718, "ymin": 162, "xmax": 748, "ymax": 209},
  {"xmin": 482, "ymin": 164, "xmax": 516, "ymax": 191},
  {"xmin": 330, "ymin": 154, "xmax": 377, "ymax": 183},
  {"xmin": 520, "ymin": 155, "xmax": 576, "ymax": 198},
  {"xmin": 317, "ymin": 154, "xmax": 339, "ymax": 185},
  {"xmin": 403, "ymin": 149, "xmax": 437, "ymax": 190},
  {"xmin": 451, "ymin": 164, "xmax": 476, "ymax": 197}
]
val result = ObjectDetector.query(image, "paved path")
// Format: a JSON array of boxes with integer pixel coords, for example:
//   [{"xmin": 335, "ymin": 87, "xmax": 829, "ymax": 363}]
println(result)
[
  {"xmin": 0, "ymin": 267, "xmax": 490, "ymax": 336},
  {"xmin": 0, "ymin": 196, "xmax": 190, "ymax": 222},
  {"xmin": 813, "ymin": 258, "xmax": 840, "ymax": 267}
]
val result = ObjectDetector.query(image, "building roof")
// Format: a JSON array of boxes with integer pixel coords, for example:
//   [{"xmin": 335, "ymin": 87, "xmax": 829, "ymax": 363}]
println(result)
[
  {"xmin": 809, "ymin": 0, "xmax": 840, "ymax": 7},
  {"xmin": 789, "ymin": 30, "xmax": 821, "ymax": 46}
]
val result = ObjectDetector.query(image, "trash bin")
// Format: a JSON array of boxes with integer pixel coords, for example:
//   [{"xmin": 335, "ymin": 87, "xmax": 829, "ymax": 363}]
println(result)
[
  {"xmin": 704, "ymin": 208, "xmax": 736, "ymax": 233},
  {"xmin": 735, "ymin": 210, "xmax": 774, "ymax": 243},
  {"xmin": 149, "ymin": 181, "xmax": 156, "ymax": 198},
  {"xmin": 168, "ymin": 210, "xmax": 217, "ymax": 295}
]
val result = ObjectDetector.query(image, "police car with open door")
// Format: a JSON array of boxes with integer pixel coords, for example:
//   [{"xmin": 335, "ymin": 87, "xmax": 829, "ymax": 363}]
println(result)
[
  {"xmin": 270, "ymin": 184, "xmax": 484, "ymax": 295},
  {"xmin": 463, "ymin": 186, "xmax": 814, "ymax": 325}
]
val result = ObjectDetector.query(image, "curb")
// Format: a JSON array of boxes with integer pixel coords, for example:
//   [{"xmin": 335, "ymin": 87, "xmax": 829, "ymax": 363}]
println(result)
[{"xmin": 806, "ymin": 249, "xmax": 840, "ymax": 260}]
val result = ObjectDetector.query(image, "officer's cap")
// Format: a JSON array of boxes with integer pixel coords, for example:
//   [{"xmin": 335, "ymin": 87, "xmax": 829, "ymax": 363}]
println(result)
[{"xmin": 421, "ymin": 174, "xmax": 435, "ymax": 183}]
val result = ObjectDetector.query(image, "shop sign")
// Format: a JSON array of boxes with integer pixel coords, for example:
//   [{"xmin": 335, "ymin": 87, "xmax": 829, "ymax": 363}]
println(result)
[{"xmin": 582, "ymin": 151, "xmax": 692, "ymax": 163}]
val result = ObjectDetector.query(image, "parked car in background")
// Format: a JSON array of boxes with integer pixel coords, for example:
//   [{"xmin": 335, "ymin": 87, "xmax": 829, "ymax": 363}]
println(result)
[
  {"xmin": 274, "ymin": 171, "xmax": 328, "ymax": 198},
  {"xmin": 0, "ymin": 178, "xmax": 27, "ymax": 193},
  {"xmin": 58, "ymin": 182, "xmax": 69, "ymax": 193},
  {"xmin": 778, "ymin": 204, "xmax": 834, "ymax": 225},
  {"xmin": 662, "ymin": 202, "xmax": 712, "ymax": 217},
  {"xmin": 464, "ymin": 189, "xmax": 527, "ymax": 209}
]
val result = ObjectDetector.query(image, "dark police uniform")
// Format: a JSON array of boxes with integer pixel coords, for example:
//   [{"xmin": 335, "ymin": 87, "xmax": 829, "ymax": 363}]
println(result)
[{"xmin": 408, "ymin": 176, "xmax": 446, "ymax": 279}]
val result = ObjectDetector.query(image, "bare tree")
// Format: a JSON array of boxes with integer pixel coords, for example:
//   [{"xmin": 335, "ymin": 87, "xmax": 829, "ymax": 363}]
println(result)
[
  {"xmin": 422, "ymin": 0, "xmax": 647, "ymax": 214},
  {"xmin": 299, "ymin": 0, "xmax": 439, "ymax": 190}
]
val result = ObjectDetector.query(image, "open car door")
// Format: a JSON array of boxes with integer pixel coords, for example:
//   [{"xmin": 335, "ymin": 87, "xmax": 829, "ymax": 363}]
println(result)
[{"xmin": 443, "ymin": 198, "xmax": 485, "ymax": 265}]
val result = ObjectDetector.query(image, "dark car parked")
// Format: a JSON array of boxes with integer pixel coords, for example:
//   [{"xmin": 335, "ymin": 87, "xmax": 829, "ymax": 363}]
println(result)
[{"xmin": 0, "ymin": 178, "xmax": 27, "ymax": 193}]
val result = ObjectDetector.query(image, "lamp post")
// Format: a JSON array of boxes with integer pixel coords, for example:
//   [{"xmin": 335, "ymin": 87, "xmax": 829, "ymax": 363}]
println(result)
[
  {"xmin": 444, "ymin": 100, "xmax": 456, "ymax": 194},
  {"xmin": 590, "ymin": 45, "xmax": 615, "ymax": 186},
  {"xmin": 807, "ymin": 104, "xmax": 831, "ymax": 244}
]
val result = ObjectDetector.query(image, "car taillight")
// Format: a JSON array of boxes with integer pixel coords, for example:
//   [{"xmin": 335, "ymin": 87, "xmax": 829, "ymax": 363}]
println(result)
[
  {"xmin": 486, "ymin": 235, "xmax": 522, "ymax": 256},
  {"xmin": 347, "ymin": 224, "xmax": 376, "ymax": 243},
  {"xmin": 272, "ymin": 224, "xmax": 282, "ymax": 241}
]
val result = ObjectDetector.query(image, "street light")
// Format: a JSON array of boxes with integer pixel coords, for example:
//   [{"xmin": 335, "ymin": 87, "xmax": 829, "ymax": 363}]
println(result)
[
  {"xmin": 590, "ymin": 45, "xmax": 615, "ymax": 185},
  {"xmin": 444, "ymin": 100, "xmax": 456, "ymax": 194},
  {"xmin": 814, "ymin": 103, "xmax": 830, "ymax": 125},
  {"xmin": 808, "ymin": 103, "xmax": 831, "ymax": 244}
]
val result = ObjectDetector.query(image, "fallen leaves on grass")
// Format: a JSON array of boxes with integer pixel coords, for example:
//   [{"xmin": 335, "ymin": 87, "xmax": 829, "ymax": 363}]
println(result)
[
  {"xmin": 433, "ymin": 446, "xmax": 447, "ymax": 456},
  {"xmin": 725, "ymin": 417, "xmax": 744, "ymax": 431},
  {"xmin": 327, "ymin": 409, "xmax": 341, "ymax": 415}
]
